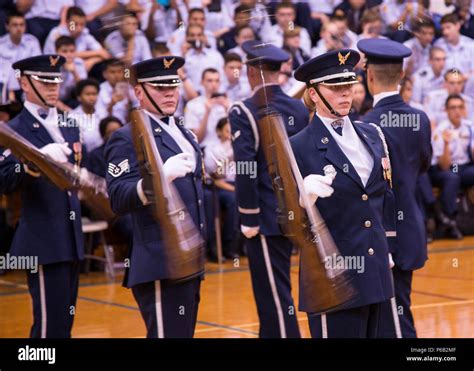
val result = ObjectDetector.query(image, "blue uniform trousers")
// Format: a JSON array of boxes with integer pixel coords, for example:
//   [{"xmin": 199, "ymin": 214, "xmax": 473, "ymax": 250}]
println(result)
[
  {"xmin": 246, "ymin": 234, "xmax": 300, "ymax": 338},
  {"xmin": 27, "ymin": 261, "xmax": 80, "ymax": 338},
  {"xmin": 131, "ymin": 277, "xmax": 201, "ymax": 338}
]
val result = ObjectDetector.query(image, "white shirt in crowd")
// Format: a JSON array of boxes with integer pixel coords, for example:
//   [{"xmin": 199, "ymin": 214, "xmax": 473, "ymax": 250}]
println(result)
[
  {"xmin": 104, "ymin": 30, "xmax": 152, "ymax": 65},
  {"xmin": 204, "ymin": 138, "xmax": 235, "ymax": 182},
  {"xmin": 71, "ymin": 104, "xmax": 106, "ymax": 153},
  {"xmin": 183, "ymin": 48, "xmax": 224, "ymax": 94},
  {"xmin": 317, "ymin": 113, "xmax": 374, "ymax": 187},
  {"xmin": 0, "ymin": 33, "xmax": 41, "ymax": 91},
  {"xmin": 167, "ymin": 28, "xmax": 217, "ymax": 57},
  {"xmin": 380, "ymin": 0, "xmax": 421, "ymax": 30},
  {"xmin": 95, "ymin": 81, "xmax": 138, "ymax": 125},
  {"xmin": 59, "ymin": 58, "xmax": 88, "ymax": 100},
  {"xmin": 309, "ymin": 0, "xmax": 343, "ymax": 14},
  {"xmin": 118, "ymin": 0, "xmax": 153, "ymax": 30},
  {"xmin": 423, "ymin": 89, "xmax": 474, "ymax": 126},
  {"xmin": 184, "ymin": 95, "xmax": 227, "ymax": 149},
  {"xmin": 151, "ymin": 5, "xmax": 179, "ymax": 43},
  {"xmin": 75, "ymin": 0, "xmax": 109, "ymax": 15},
  {"xmin": 262, "ymin": 24, "xmax": 312, "ymax": 57},
  {"xmin": 43, "ymin": 25, "xmax": 102, "ymax": 54},
  {"xmin": 434, "ymin": 35, "xmax": 474, "ymax": 76},
  {"xmin": 25, "ymin": 0, "xmax": 74, "ymax": 20},
  {"xmin": 403, "ymin": 37, "xmax": 431, "ymax": 74},
  {"xmin": 220, "ymin": 75, "xmax": 251, "ymax": 103},
  {"xmin": 411, "ymin": 65, "xmax": 445, "ymax": 104},
  {"xmin": 230, "ymin": 2, "xmax": 272, "ymax": 40},
  {"xmin": 204, "ymin": 6, "xmax": 234, "ymax": 34},
  {"xmin": 432, "ymin": 119, "xmax": 474, "ymax": 166},
  {"xmin": 311, "ymin": 30, "xmax": 357, "ymax": 57}
]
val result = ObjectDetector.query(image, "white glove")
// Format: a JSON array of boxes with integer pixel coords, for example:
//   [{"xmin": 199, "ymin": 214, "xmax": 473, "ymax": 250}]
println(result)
[
  {"xmin": 300, "ymin": 174, "xmax": 335, "ymax": 207},
  {"xmin": 241, "ymin": 225, "xmax": 260, "ymax": 239},
  {"xmin": 39, "ymin": 143, "xmax": 72, "ymax": 163},
  {"xmin": 389, "ymin": 253, "xmax": 395, "ymax": 268},
  {"xmin": 79, "ymin": 167, "xmax": 92, "ymax": 182},
  {"xmin": 163, "ymin": 153, "xmax": 194, "ymax": 183}
]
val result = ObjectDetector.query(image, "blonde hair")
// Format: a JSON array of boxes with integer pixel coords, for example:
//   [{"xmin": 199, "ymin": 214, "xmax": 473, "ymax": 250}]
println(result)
[{"xmin": 303, "ymin": 88, "xmax": 316, "ymax": 120}]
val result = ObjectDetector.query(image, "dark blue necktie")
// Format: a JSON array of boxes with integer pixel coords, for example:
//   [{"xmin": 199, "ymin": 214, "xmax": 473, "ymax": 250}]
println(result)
[
  {"xmin": 38, "ymin": 108, "xmax": 48, "ymax": 120},
  {"xmin": 331, "ymin": 119, "xmax": 344, "ymax": 136},
  {"xmin": 161, "ymin": 116, "xmax": 170, "ymax": 125}
]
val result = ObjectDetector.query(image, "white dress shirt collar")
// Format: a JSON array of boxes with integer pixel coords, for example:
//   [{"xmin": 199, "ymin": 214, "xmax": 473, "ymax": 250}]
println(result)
[
  {"xmin": 24, "ymin": 100, "xmax": 55, "ymax": 125},
  {"xmin": 372, "ymin": 90, "xmax": 399, "ymax": 107},
  {"xmin": 315, "ymin": 112, "xmax": 374, "ymax": 186},
  {"xmin": 143, "ymin": 109, "xmax": 197, "ymax": 170},
  {"xmin": 24, "ymin": 101, "xmax": 65, "ymax": 143},
  {"xmin": 251, "ymin": 82, "xmax": 279, "ymax": 96},
  {"xmin": 316, "ymin": 113, "xmax": 351, "ymax": 137}
]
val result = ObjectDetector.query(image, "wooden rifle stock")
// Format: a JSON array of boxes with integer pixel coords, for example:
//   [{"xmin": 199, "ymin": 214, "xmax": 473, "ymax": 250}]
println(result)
[
  {"xmin": 0, "ymin": 124, "xmax": 115, "ymax": 222},
  {"xmin": 129, "ymin": 109, "xmax": 205, "ymax": 282}
]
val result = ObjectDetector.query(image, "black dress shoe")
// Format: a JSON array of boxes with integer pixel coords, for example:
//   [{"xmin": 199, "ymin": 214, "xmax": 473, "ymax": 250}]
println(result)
[
  {"xmin": 434, "ymin": 204, "xmax": 452, "ymax": 228},
  {"xmin": 426, "ymin": 218, "xmax": 436, "ymax": 242},
  {"xmin": 207, "ymin": 253, "xmax": 226, "ymax": 263},
  {"xmin": 426, "ymin": 232, "xmax": 434, "ymax": 243},
  {"xmin": 447, "ymin": 220, "xmax": 463, "ymax": 240},
  {"xmin": 224, "ymin": 253, "xmax": 240, "ymax": 260}
]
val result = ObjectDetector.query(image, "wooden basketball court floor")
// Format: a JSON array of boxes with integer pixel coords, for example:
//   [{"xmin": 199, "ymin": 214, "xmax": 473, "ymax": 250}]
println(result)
[{"xmin": 1, "ymin": 237, "xmax": 473, "ymax": 338}]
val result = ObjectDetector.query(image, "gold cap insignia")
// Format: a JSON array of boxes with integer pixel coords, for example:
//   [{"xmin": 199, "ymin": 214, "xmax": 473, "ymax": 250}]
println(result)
[
  {"xmin": 163, "ymin": 57, "xmax": 175, "ymax": 69},
  {"xmin": 338, "ymin": 51, "xmax": 350, "ymax": 65},
  {"xmin": 49, "ymin": 55, "xmax": 60, "ymax": 67}
]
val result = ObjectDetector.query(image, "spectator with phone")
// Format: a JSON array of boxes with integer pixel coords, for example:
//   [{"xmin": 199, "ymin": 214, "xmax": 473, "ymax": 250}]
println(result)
[
  {"xmin": 311, "ymin": 17, "xmax": 356, "ymax": 57},
  {"xmin": 356, "ymin": 8, "xmax": 385, "ymax": 42},
  {"xmin": 167, "ymin": 7, "xmax": 217, "ymax": 56},
  {"xmin": 182, "ymin": 24, "xmax": 224, "ymax": 93}
]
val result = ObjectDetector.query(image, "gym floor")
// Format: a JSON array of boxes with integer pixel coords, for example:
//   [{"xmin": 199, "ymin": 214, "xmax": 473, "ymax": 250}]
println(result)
[{"xmin": 1, "ymin": 237, "xmax": 473, "ymax": 338}]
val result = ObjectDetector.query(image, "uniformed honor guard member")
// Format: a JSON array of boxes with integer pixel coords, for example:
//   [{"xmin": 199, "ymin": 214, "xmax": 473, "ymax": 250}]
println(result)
[
  {"xmin": 358, "ymin": 38, "xmax": 432, "ymax": 338},
  {"xmin": 229, "ymin": 40, "xmax": 308, "ymax": 338},
  {"xmin": 0, "ymin": 55, "xmax": 84, "ymax": 338},
  {"xmin": 290, "ymin": 49, "xmax": 397, "ymax": 338},
  {"xmin": 105, "ymin": 57, "xmax": 206, "ymax": 338}
]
